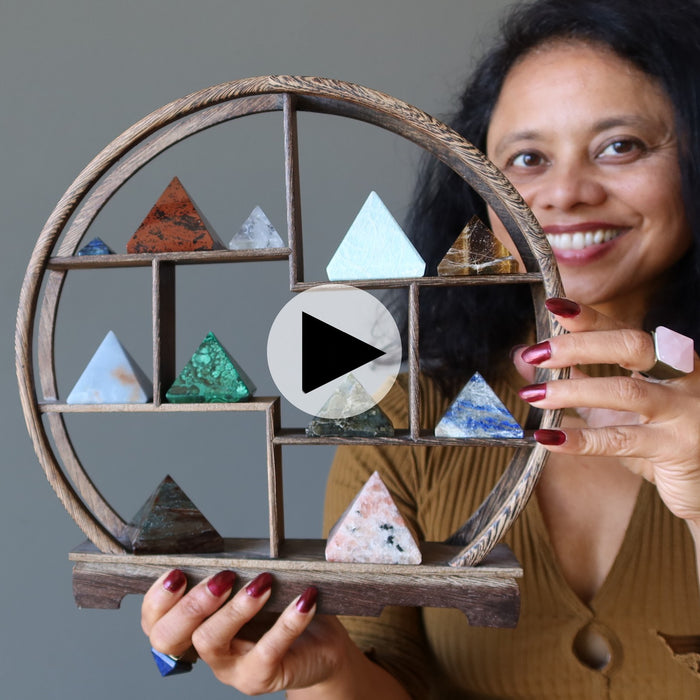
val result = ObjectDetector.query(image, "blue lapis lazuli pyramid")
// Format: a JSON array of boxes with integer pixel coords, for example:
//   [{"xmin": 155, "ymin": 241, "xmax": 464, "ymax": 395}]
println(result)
[
  {"xmin": 77, "ymin": 237, "xmax": 114, "ymax": 256},
  {"xmin": 435, "ymin": 372, "xmax": 523, "ymax": 438},
  {"xmin": 150, "ymin": 648, "xmax": 193, "ymax": 676},
  {"xmin": 66, "ymin": 330, "xmax": 152, "ymax": 404},
  {"xmin": 326, "ymin": 191, "xmax": 426, "ymax": 280}
]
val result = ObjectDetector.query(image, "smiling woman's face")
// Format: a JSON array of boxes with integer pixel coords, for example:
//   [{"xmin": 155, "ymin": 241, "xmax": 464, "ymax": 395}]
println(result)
[{"xmin": 486, "ymin": 41, "xmax": 691, "ymax": 324}]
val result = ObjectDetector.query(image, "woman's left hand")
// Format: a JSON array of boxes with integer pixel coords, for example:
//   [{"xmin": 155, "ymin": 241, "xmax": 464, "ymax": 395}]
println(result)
[{"xmin": 514, "ymin": 297, "xmax": 700, "ymax": 526}]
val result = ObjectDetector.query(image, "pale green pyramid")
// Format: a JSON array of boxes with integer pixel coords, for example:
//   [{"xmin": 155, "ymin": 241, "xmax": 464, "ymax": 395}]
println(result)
[
  {"xmin": 326, "ymin": 191, "xmax": 426, "ymax": 280},
  {"xmin": 166, "ymin": 332, "xmax": 255, "ymax": 403}
]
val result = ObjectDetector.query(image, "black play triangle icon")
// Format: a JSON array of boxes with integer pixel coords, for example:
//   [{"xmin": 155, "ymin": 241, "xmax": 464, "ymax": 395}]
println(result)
[{"xmin": 302, "ymin": 312, "xmax": 385, "ymax": 393}]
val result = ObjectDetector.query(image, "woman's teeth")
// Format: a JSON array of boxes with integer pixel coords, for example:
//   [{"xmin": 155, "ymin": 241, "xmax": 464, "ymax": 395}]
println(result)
[{"xmin": 546, "ymin": 229, "xmax": 622, "ymax": 251}]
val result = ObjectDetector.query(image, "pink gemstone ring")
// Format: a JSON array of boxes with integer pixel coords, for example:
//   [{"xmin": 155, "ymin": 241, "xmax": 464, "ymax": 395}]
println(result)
[{"xmin": 640, "ymin": 326, "xmax": 695, "ymax": 380}]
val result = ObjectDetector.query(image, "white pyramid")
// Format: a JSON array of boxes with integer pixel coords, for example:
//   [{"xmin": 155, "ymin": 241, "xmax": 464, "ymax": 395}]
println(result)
[
  {"xmin": 326, "ymin": 191, "xmax": 426, "ymax": 280},
  {"xmin": 66, "ymin": 331, "xmax": 152, "ymax": 404},
  {"xmin": 228, "ymin": 205, "xmax": 284, "ymax": 249}
]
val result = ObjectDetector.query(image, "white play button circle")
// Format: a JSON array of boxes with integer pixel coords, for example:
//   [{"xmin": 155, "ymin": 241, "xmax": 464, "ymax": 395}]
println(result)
[{"xmin": 267, "ymin": 285, "xmax": 402, "ymax": 418}]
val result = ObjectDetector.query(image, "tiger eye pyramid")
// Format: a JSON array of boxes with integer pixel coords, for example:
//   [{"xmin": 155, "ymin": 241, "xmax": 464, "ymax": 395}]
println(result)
[
  {"xmin": 127, "ymin": 177, "xmax": 225, "ymax": 253},
  {"xmin": 166, "ymin": 332, "xmax": 254, "ymax": 403},
  {"xmin": 437, "ymin": 216, "xmax": 518, "ymax": 275}
]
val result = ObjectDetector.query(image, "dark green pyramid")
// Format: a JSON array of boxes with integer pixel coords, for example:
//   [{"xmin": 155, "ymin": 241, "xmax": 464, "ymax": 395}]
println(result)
[
  {"xmin": 128, "ymin": 475, "xmax": 224, "ymax": 554},
  {"xmin": 166, "ymin": 332, "xmax": 254, "ymax": 403}
]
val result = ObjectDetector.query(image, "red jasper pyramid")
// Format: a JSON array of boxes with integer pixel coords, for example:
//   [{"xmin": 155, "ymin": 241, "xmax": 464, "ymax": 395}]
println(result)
[{"xmin": 127, "ymin": 176, "xmax": 225, "ymax": 253}]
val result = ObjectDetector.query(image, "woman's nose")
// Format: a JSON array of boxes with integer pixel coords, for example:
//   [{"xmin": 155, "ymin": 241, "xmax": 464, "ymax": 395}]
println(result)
[{"xmin": 533, "ymin": 161, "xmax": 607, "ymax": 212}]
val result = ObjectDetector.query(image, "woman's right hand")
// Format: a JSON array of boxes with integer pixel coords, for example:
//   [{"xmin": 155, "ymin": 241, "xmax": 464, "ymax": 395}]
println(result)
[{"xmin": 142, "ymin": 568, "xmax": 360, "ymax": 695}]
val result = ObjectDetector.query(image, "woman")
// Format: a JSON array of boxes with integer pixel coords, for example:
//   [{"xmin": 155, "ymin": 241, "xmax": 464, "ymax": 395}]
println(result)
[{"xmin": 141, "ymin": 0, "xmax": 700, "ymax": 696}]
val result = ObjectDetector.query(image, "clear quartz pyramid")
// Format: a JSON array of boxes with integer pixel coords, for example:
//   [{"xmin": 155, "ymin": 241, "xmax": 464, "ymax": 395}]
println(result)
[
  {"xmin": 435, "ymin": 372, "xmax": 523, "ymax": 438},
  {"xmin": 326, "ymin": 191, "xmax": 426, "ymax": 280},
  {"xmin": 228, "ymin": 206, "xmax": 285, "ymax": 250},
  {"xmin": 306, "ymin": 374, "xmax": 394, "ymax": 437}
]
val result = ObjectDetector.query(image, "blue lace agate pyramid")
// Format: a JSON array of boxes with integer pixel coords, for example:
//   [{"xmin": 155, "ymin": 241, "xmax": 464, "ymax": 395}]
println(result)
[
  {"xmin": 435, "ymin": 372, "xmax": 523, "ymax": 438},
  {"xmin": 326, "ymin": 191, "xmax": 426, "ymax": 280},
  {"xmin": 66, "ymin": 330, "xmax": 152, "ymax": 404}
]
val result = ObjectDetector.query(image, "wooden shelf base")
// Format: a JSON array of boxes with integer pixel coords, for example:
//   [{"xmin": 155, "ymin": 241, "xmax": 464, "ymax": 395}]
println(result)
[{"xmin": 70, "ymin": 539, "xmax": 522, "ymax": 628}]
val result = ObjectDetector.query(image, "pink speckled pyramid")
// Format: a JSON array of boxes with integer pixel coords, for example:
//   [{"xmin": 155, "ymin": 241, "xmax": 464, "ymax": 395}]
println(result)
[{"xmin": 325, "ymin": 471, "xmax": 421, "ymax": 564}]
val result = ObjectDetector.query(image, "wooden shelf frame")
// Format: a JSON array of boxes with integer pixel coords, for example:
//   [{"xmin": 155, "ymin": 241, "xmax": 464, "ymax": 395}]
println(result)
[{"xmin": 16, "ymin": 77, "xmax": 567, "ymax": 619}]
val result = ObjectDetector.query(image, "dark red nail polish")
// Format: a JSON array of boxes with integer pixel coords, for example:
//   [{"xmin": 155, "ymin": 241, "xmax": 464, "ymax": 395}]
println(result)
[
  {"xmin": 163, "ymin": 569, "xmax": 187, "ymax": 593},
  {"xmin": 246, "ymin": 572, "xmax": 273, "ymax": 598},
  {"xmin": 545, "ymin": 297, "xmax": 581, "ymax": 318},
  {"xmin": 519, "ymin": 383, "xmax": 547, "ymax": 402},
  {"xmin": 296, "ymin": 586, "xmax": 318, "ymax": 613},
  {"xmin": 207, "ymin": 570, "xmax": 236, "ymax": 597},
  {"xmin": 534, "ymin": 429, "xmax": 567, "ymax": 446},
  {"xmin": 522, "ymin": 341, "xmax": 552, "ymax": 365}
]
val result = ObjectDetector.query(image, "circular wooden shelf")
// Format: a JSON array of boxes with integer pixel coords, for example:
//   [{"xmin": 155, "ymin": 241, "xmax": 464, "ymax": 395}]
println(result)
[{"xmin": 16, "ymin": 75, "xmax": 566, "ymax": 618}]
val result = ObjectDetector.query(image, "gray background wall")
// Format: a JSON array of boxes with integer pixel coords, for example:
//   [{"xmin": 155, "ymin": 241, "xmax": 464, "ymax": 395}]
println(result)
[{"xmin": 2, "ymin": 1, "xmax": 512, "ymax": 697}]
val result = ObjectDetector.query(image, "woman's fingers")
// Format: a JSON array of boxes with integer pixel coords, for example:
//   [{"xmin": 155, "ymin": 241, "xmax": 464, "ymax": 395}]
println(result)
[
  {"xmin": 141, "ymin": 569, "xmax": 187, "ymax": 635},
  {"xmin": 191, "ymin": 572, "xmax": 275, "ymax": 660},
  {"xmin": 147, "ymin": 570, "xmax": 236, "ymax": 657},
  {"xmin": 194, "ymin": 582, "xmax": 320, "ymax": 694},
  {"xmin": 519, "ymin": 375, "xmax": 664, "ymax": 418},
  {"xmin": 522, "ymin": 328, "xmax": 657, "ymax": 374},
  {"xmin": 245, "ymin": 586, "xmax": 318, "ymax": 669}
]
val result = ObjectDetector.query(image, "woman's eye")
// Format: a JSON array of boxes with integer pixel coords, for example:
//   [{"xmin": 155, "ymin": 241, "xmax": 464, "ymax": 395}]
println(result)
[
  {"xmin": 509, "ymin": 151, "xmax": 545, "ymax": 168},
  {"xmin": 598, "ymin": 139, "xmax": 644, "ymax": 158}
]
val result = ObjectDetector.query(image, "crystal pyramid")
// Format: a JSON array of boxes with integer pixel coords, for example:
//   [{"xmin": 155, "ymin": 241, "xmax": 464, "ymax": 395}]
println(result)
[
  {"xmin": 306, "ymin": 374, "xmax": 394, "ymax": 437},
  {"xmin": 228, "ymin": 206, "xmax": 285, "ymax": 249},
  {"xmin": 127, "ymin": 176, "xmax": 225, "ymax": 253},
  {"xmin": 66, "ymin": 330, "xmax": 152, "ymax": 404},
  {"xmin": 438, "ymin": 216, "xmax": 518, "ymax": 275},
  {"xmin": 326, "ymin": 191, "xmax": 426, "ymax": 280},
  {"xmin": 128, "ymin": 475, "xmax": 224, "ymax": 554},
  {"xmin": 325, "ymin": 471, "xmax": 421, "ymax": 564},
  {"xmin": 435, "ymin": 372, "xmax": 523, "ymax": 438},
  {"xmin": 166, "ymin": 332, "xmax": 254, "ymax": 403}
]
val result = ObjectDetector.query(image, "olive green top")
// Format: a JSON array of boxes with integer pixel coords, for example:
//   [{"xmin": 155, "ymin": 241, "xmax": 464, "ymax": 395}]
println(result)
[{"xmin": 323, "ymin": 370, "xmax": 700, "ymax": 699}]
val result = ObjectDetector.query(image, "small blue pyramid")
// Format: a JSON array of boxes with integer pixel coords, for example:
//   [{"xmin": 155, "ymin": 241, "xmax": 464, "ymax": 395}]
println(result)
[
  {"xmin": 151, "ymin": 648, "xmax": 193, "ymax": 676},
  {"xmin": 66, "ymin": 331, "xmax": 152, "ymax": 404},
  {"xmin": 77, "ymin": 237, "xmax": 114, "ymax": 256},
  {"xmin": 435, "ymin": 372, "xmax": 523, "ymax": 438},
  {"xmin": 326, "ymin": 191, "xmax": 426, "ymax": 280}
]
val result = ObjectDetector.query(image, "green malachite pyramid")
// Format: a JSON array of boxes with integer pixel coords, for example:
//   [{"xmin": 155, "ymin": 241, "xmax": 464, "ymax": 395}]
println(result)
[{"xmin": 166, "ymin": 332, "xmax": 254, "ymax": 403}]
